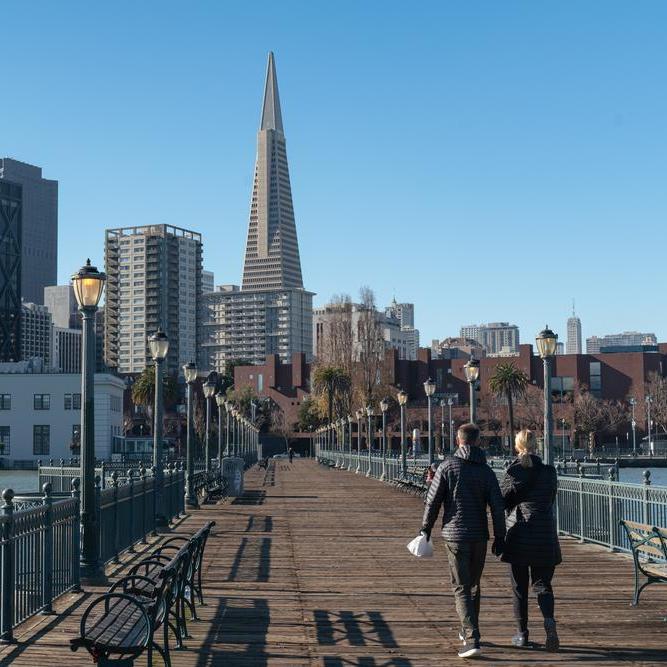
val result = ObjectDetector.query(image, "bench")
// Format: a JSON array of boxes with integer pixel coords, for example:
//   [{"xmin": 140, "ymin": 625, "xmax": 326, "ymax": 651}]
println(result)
[
  {"xmin": 71, "ymin": 521, "xmax": 215, "ymax": 666},
  {"xmin": 620, "ymin": 520, "xmax": 667, "ymax": 605}
]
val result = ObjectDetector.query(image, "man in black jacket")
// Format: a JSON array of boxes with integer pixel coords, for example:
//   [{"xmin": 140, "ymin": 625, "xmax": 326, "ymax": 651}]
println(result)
[{"xmin": 420, "ymin": 423, "xmax": 505, "ymax": 659}]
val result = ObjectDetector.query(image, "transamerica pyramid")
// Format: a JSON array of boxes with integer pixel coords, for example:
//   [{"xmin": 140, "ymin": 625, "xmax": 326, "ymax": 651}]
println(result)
[{"xmin": 242, "ymin": 52, "xmax": 304, "ymax": 291}]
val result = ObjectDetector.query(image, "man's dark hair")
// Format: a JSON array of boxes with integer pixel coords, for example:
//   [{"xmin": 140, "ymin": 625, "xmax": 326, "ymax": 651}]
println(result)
[{"xmin": 458, "ymin": 422, "xmax": 480, "ymax": 445}]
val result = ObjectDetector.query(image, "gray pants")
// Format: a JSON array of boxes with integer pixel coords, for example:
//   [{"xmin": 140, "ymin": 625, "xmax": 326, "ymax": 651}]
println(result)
[{"xmin": 445, "ymin": 540, "xmax": 487, "ymax": 640}]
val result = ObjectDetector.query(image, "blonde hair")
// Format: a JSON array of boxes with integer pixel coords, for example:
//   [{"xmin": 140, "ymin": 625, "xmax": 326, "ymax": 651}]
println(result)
[{"xmin": 515, "ymin": 429, "xmax": 536, "ymax": 468}]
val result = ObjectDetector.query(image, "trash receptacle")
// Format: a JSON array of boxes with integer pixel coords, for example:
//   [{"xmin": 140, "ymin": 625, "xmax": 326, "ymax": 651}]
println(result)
[{"xmin": 222, "ymin": 457, "xmax": 244, "ymax": 497}]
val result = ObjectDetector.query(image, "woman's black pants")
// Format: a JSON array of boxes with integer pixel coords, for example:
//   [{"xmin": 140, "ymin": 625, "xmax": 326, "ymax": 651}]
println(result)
[{"xmin": 509, "ymin": 564, "xmax": 555, "ymax": 632}]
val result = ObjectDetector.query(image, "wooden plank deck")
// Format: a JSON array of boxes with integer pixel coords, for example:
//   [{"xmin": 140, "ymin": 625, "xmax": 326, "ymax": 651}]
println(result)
[{"xmin": 1, "ymin": 459, "xmax": 666, "ymax": 666}]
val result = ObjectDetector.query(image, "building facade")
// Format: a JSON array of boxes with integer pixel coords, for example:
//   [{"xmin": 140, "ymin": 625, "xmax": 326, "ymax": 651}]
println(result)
[
  {"xmin": 566, "ymin": 309, "xmax": 582, "ymax": 355},
  {"xmin": 586, "ymin": 331, "xmax": 657, "ymax": 354},
  {"xmin": 199, "ymin": 52, "xmax": 313, "ymax": 373},
  {"xmin": 432, "ymin": 336, "xmax": 484, "ymax": 360},
  {"xmin": 202, "ymin": 270, "xmax": 215, "ymax": 294},
  {"xmin": 460, "ymin": 322, "xmax": 520, "ymax": 356},
  {"xmin": 0, "ymin": 371, "xmax": 124, "ymax": 464},
  {"xmin": 0, "ymin": 159, "xmax": 58, "ymax": 305},
  {"xmin": 44, "ymin": 285, "xmax": 80, "ymax": 329},
  {"xmin": 20, "ymin": 301, "xmax": 52, "ymax": 365},
  {"xmin": 51, "ymin": 327, "xmax": 82, "ymax": 373},
  {"xmin": 105, "ymin": 225, "xmax": 202, "ymax": 376},
  {"xmin": 0, "ymin": 179, "xmax": 22, "ymax": 361}
]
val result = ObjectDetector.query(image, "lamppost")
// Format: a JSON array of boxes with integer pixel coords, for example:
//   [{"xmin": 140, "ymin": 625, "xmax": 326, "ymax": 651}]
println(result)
[
  {"xmin": 148, "ymin": 328, "xmax": 169, "ymax": 528},
  {"xmin": 629, "ymin": 397, "xmax": 637, "ymax": 456},
  {"xmin": 202, "ymin": 374, "xmax": 217, "ymax": 473},
  {"xmin": 183, "ymin": 362, "xmax": 198, "ymax": 509},
  {"xmin": 463, "ymin": 358, "xmax": 480, "ymax": 423},
  {"xmin": 72, "ymin": 259, "xmax": 105, "ymax": 581},
  {"xmin": 398, "ymin": 390, "xmax": 408, "ymax": 475},
  {"xmin": 366, "ymin": 405, "xmax": 374, "ymax": 477},
  {"xmin": 448, "ymin": 398, "xmax": 454, "ymax": 453},
  {"xmin": 423, "ymin": 378, "xmax": 436, "ymax": 465},
  {"xmin": 355, "ymin": 409, "xmax": 363, "ymax": 473},
  {"xmin": 215, "ymin": 393, "xmax": 225, "ymax": 468},
  {"xmin": 561, "ymin": 418, "xmax": 566, "ymax": 460},
  {"xmin": 380, "ymin": 397, "xmax": 389, "ymax": 481},
  {"xmin": 224, "ymin": 400, "xmax": 231, "ymax": 456},
  {"xmin": 646, "ymin": 395, "xmax": 653, "ymax": 455},
  {"xmin": 536, "ymin": 325, "xmax": 558, "ymax": 466},
  {"xmin": 347, "ymin": 415, "xmax": 354, "ymax": 470},
  {"xmin": 440, "ymin": 399, "xmax": 446, "ymax": 455}
]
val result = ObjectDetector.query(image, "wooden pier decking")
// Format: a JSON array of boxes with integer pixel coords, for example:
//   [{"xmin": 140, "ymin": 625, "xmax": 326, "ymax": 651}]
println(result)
[{"xmin": 1, "ymin": 459, "xmax": 666, "ymax": 666}]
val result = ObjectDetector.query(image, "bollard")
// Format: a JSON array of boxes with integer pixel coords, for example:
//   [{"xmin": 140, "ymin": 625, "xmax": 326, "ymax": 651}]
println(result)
[
  {"xmin": 41, "ymin": 483, "xmax": 53, "ymax": 614},
  {"xmin": 71, "ymin": 479, "xmax": 81, "ymax": 592},
  {"xmin": 139, "ymin": 465, "xmax": 148, "ymax": 544},
  {"xmin": 0, "ymin": 489, "xmax": 15, "ymax": 643},
  {"xmin": 643, "ymin": 470, "xmax": 651, "ymax": 525},
  {"xmin": 111, "ymin": 472, "xmax": 120, "ymax": 564}
]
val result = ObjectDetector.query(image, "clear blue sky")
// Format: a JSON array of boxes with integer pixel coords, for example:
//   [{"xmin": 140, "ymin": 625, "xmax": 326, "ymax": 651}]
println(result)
[{"xmin": 3, "ymin": 1, "xmax": 666, "ymax": 346}]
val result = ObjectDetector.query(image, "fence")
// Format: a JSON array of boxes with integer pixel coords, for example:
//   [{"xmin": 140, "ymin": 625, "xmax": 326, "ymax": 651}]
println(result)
[{"xmin": 316, "ymin": 447, "xmax": 667, "ymax": 556}]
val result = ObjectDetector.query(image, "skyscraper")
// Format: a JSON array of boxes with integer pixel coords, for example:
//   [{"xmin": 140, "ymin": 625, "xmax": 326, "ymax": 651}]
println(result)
[
  {"xmin": 200, "ymin": 53, "xmax": 313, "ymax": 373},
  {"xmin": 105, "ymin": 225, "xmax": 202, "ymax": 376},
  {"xmin": 44, "ymin": 285, "xmax": 80, "ymax": 329},
  {"xmin": 0, "ymin": 180, "xmax": 22, "ymax": 361},
  {"xmin": 241, "ymin": 52, "xmax": 304, "ymax": 292},
  {"xmin": 0, "ymin": 159, "xmax": 58, "ymax": 305},
  {"xmin": 566, "ymin": 303, "xmax": 582, "ymax": 355}
]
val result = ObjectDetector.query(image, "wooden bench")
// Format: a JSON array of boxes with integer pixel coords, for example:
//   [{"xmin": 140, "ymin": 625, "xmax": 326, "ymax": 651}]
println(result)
[{"xmin": 620, "ymin": 519, "xmax": 667, "ymax": 605}]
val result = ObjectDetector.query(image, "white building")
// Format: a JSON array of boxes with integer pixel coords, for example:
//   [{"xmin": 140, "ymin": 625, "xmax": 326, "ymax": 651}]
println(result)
[
  {"xmin": 586, "ymin": 331, "xmax": 657, "ymax": 354},
  {"xmin": 0, "ymin": 371, "xmax": 125, "ymax": 465},
  {"xmin": 460, "ymin": 322, "xmax": 520, "ymax": 356},
  {"xmin": 566, "ymin": 306, "xmax": 582, "ymax": 355}
]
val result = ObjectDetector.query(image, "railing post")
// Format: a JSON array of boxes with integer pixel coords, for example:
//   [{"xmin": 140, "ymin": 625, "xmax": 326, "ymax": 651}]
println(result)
[
  {"xmin": 643, "ymin": 470, "xmax": 651, "ymax": 525},
  {"xmin": 71, "ymin": 479, "xmax": 81, "ymax": 592},
  {"xmin": 0, "ymin": 489, "xmax": 15, "ymax": 643},
  {"xmin": 578, "ymin": 477, "xmax": 584, "ymax": 543},
  {"xmin": 111, "ymin": 472, "xmax": 120, "ymax": 564},
  {"xmin": 41, "ymin": 483, "xmax": 53, "ymax": 614},
  {"xmin": 140, "ymin": 465, "xmax": 148, "ymax": 544},
  {"xmin": 127, "ymin": 470, "xmax": 135, "ymax": 552},
  {"xmin": 607, "ymin": 469, "xmax": 615, "ymax": 552}
]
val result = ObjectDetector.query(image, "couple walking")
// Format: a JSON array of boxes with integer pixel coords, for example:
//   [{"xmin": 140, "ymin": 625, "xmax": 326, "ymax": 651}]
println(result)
[{"xmin": 420, "ymin": 423, "xmax": 561, "ymax": 659}]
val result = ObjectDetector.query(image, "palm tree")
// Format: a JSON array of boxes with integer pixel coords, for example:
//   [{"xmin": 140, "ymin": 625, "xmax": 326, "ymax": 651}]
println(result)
[
  {"xmin": 488, "ymin": 362, "xmax": 529, "ymax": 449},
  {"xmin": 131, "ymin": 366, "xmax": 179, "ymax": 422},
  {"xmin": 312, "ymin": 365, "xmax": 351, "ymax": 423}
]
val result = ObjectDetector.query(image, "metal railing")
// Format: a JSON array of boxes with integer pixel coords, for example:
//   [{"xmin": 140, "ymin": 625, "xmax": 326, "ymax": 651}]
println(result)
[{"xmin": 317, "ymin": 448, "xmax": 667, "ymax": 556}]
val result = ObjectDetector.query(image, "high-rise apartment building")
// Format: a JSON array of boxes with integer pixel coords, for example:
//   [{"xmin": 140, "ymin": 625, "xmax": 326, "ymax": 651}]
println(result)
[
  {"xmin": 105, "ymin": 224, "xmax": 202, "ymax": 376},
  {"xmin": 0, "ymin": 179, "xmax": 22, "ymax": 361},
  {"xmin": 385, "ymin": 299, "xmax": 415, "ymax": 328},
  {"xmin": 566, "ymin": 304, "xmax": 582, "ymax": 355},
  {"xmin": 460, "ymin": 322, "xmax": 520, "ymax": 356},
  {"xmin": 20, "ymin": 301, "xmax": 52, "ymax": 365},
  {"xmin": 44, "ymin": 285, "xmax": 80, "ymax": 329},
  {"xmin": 202, "ymin": 270, "xmax": 215, "ymax": 294},
  {"xmin": 586, "ymin": 331, "xmax": 657, "ymax": 354},
  {"xmin": 200, "ymin": 53, "xmax": 313, "ymax": 373},
  {"xmin": 0, "ymin": 159, "xmax": 58, "ymax": 304}
]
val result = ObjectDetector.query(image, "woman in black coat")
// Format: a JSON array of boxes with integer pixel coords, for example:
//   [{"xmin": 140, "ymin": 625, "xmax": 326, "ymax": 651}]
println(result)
[{"xmin": 501, "ymin": 429, "xmax": 561, "ymax": 651}]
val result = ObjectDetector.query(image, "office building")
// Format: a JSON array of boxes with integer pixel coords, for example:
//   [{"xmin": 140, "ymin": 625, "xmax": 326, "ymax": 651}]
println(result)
[
  {"xmin": 20, "ymin": 301, "xmax": 52, "ymax": 365},
  {"xmin": 105, "ymin": 224, "xmax": 202, "ymax": 376},
  {"xmin": 385, "ymin": 299, "xmax": 415, "ymax": 328},
  {"xmin": 0, "ymin": 179, "xmax": 22, "ymax": 361},
  {"xmin": 51, "ymin": 327, "xmax": 82, "ymax": 373},
  {"xmin": 566, "ymin": 305, "xmax": 582, "ymax": 355},
  {"xmin": 44, "ymin": 285, "xmax": 80, "ymax": 329},
  {"xmin": 0, "ymin": 159, "xmax": 58, "ymax": 304},
  {"xmin": 586, "ymin": 331, "xmax": 657, "ymax": 354},
  {"xmin": 461, "ymin": 322, "xmax": 520, "ymax": 356},
  {"xmin": 432, "ymin": 337, "xmax": 484, "ymax": 360},
  {"xmin": 0, "ymin": 369, "xmax": 124, "ymax": 464},
  {"xmin": 202, "ymin": 270, "xmax": 215, "ymax": 294},
  {"xmin": 200, "ymin": 52, "xmax": 313, "ymax": 372}
]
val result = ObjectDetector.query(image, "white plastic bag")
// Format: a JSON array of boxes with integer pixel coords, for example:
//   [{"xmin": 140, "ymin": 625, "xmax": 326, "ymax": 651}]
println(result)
[{"xmin": 407, "ymin": 533, "xmax": 433, "ymax": 558}]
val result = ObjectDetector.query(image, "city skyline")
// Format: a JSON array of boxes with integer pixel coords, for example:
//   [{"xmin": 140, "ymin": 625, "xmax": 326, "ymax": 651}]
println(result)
[{"xmin": 3, "ymin": 3, "xmax": 666, "ymax": 345}]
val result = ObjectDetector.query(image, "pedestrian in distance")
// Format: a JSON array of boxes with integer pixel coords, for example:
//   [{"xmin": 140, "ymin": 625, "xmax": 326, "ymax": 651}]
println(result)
[
  {"xmin": 420, "ymin": 423, "xmax": 506, "ymax": 659},
  {"xmin": 501, "ymin": 429, "xmax": 561, "ymax": 651},
  {"xmin": 288, "ymin": 446, "xmax": 294, "ymax": 464}
]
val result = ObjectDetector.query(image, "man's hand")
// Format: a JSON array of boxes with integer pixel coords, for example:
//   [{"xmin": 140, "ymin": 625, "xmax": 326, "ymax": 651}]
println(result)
[
  {"xmin": 491, "ymin": 537, "xmax": 504, "ymax": 557},
  {"xmin": 420, "ymin": 528, "xmax": 431, "ymax": 541}
]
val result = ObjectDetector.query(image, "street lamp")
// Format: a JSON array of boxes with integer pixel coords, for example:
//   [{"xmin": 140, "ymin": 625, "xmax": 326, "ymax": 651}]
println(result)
[
  {"xmin": 148, "ymin": 328, "xmax": 169, "ymax": 527},
  {"xmin": 380, "ymin": 397, "xmax": 389, "ymax": 480},
  {"xmin": 355, "ymin": 409, "xmax": 363, "ymax": 473},
  {"xmin": 215, "ymin": 393, "xmax": 225, "ymax": 469},
  {"xmin": 202, "ymin": 374, "xmax": 217, "ymax": 473},
  {"xmin": 423, "ymin": 378, "xmax": 436, "ymax": 465},
  {"xmin": 71, "ymin": 259, "xmax": 105, "ymax": 582},
  {"xmin": 629, "ymin": 397, "xmax": 637, "ymax": 456},
  {"xmin": 183, "ymin": 361, "xmax": 198, "ymax": 509},
  {"xmin": 447, "ymin": 398, "xmax": 454, "ymax": 453},
  {"xmin": 440, "ymin": 399, "xmax": 446, "ymax": 455},
  {"xmin": 347, "ymin": 415, "xmax": 354, "ymax": 470},
  {"xmin": 397, "ymin": 390, "xmax": 408, "ymax": 475},
  {"xmin": 366, "ymin": 404, "xmax": 374, "ymax": 477},
  {"xmin": 463, "ymin": 358, "xmax": 480, "ymax": 423},
  {"xmin": 560, "ymin": 418, "xmax": 566, "ymax": 460},
  {"xmin": 536, "ymin": 325, "xmax": 558, "ymax": 465},
  {"xmin": 646, "ymin": 395, "xmax": 653, "ymax": 455}
]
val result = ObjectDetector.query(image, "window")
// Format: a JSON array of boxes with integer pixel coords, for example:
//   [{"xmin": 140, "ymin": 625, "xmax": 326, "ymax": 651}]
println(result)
[
  {"xmin": 0, "ymin": 394, "xmax": 10, "ymax": 410},
  {"xmin": 34, "ymin": 394, "xmax": 50, "ymax": 410},
  {"xmin": 589, "ymin": 362, "xmax": 602, "ymax": 398},
  {"xmin": 33, "ymin": 425, "xmax": 50, "ymax": 455},
  {"xmin": 64, "ymin": 393, "xmax": 81, "ymax": 410},
  {"xmin": 0, "ymin": 426, "xmax": 9, "ymax": 455}
]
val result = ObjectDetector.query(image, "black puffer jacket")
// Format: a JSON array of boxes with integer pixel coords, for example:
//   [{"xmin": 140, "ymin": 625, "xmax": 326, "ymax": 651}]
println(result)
[
  {"xmin": 500, "ymin": 455, "xmax": 562, "ymax": 567},
  {"xmin": 421, "ymin": 446, "xmax": 505, "ymax": 543}
]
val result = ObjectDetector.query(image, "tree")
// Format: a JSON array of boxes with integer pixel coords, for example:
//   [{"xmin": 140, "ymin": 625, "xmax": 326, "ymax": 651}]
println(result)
[
  {"xmin": 297, "ymin": 396, "xmax": 323, "ymax": 432},
  {"xmin": 355, "ymin": 286, "xmax": 385, "ymax": 405},
  {"xmin": 573, "ymin": 386, "xmax": 605, "ymax": 455},
  {"xmin": 312, "ymin": 365, "xmax": 351, "ymax": 422},
  {"xmin": 646, "ymin": 372, "xmax": 667, "ymax": 435},
  {"xmin": 319, "ymin": 294, "xmax": 354, "ymax": 372},
  {"xmin": 131, "ymin": 367, "xmax": 179, "ymax": 422},
  {"xmin": 514, "ymin": 383, "xmax": 545, "ymax": 433},
  {"xmin": 488, "ymin": 362, "xmax": 529, "ymax": 446}
]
